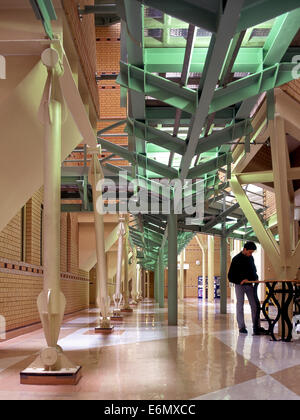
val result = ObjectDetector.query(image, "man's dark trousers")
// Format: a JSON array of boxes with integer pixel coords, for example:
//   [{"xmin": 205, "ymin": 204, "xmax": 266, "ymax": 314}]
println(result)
[{"xmin": 235, "ymin": 283, "xmax": 260, "ymax": 331}]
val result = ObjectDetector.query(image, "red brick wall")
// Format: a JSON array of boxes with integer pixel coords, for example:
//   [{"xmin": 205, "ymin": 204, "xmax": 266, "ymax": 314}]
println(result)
[
  {"xmin": 163, "ymin": 235, "xmax": 232, "ymax": 298},
  {"xmin": 67, "ymin": 213, "xmax": 79, "ymax": 276},
  {"xmin": 26, "ymin": 187, "xmax": 43, "ymax": 266},
  {"xmin": 0, "ymin": 197, "xmax": 88, "ymax": 332},
  {"xmin": 281, "ymin": 79, "xmax": 300, "ymax": 103},
  {"xmin": 0, "ymin": 212, "xmax": 22, "ymax": 262},
  {"xmin": 62, "ymin": 0, "xmax": 99, "ymax": 116},
  {"xmin": 264, "ymin": 190, "xmax": 276, "ymax": 219}
]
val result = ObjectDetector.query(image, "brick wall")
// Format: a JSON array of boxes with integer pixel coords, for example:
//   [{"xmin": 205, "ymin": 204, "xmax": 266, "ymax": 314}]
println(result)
[
  {"xmin": 98, "ymin": 85, "xmax": 127, "ymax": 120},
  {"xmin": 61, "ymin": 213, "xmax": 68, "ymax": 272},
  {"xmin": 96, "ymin": 23, "xmax": 128, "ymax": 169},
  {"xmin": 0, "ymin": 270, "xmax": 89, "ymax": 331},
  {"xmin": 281, "ymin": 79, "xmax": 300, "ymax": 103},
  {"xmin": 0, "ymin": 212, "xmax": 22, "ymax": 261},
  {"xmin": 62, "ymin": 0, "xmax": 99, "ymax": 116},
  {"xmin": 62, "ymin": 23, "xmax": 128, "ymax": 169},
  {"xmin": 163, "ymin": 235, "xmax": 232, "ymax": 298},
  {"xmin": 0, "ymin": 271, "xmax": 43, "ymax": 331},
  {"xmin": 96, "ymin": 24, "xmax": 127, "ymax": 122},
  {"xmin": 26, "ymin": 187, "xmax": 43, "ymax": 266},
  {"xmin": 67, "ymin": 213, "xmax": 79, "ymax": 276},
  {"xmin": 264, "ymin": 190, "xmax": 276, "ymax": 219},
  {"xmin": 0, "ymin": 193, "xmax": 89, "ymax": 332}
]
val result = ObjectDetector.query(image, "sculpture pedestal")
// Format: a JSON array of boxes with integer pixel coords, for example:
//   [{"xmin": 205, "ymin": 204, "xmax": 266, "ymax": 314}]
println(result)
[
  {"xmin": 20, "ymin": 346, "xmax": 81, "ymax": 385},
  {"xmin": 20, "ymin": 366, "xmax": 82, "ymax": 385},
  {"xmin": 121, "ymin": 308, "xmax": 133, "ymax": 313},
  {"xmin": 95, "ymin": 326, "xmax": 114, "ymax": 334},
  {"xmin": 111, "ymin": 315, "xmax": 123, "ymax": 321}
]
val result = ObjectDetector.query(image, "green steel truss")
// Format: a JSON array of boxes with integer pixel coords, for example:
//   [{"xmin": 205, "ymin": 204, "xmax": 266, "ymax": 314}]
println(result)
[{"xmin": 61, "ymin": 0, "xmax": 300, "ymax": 268}]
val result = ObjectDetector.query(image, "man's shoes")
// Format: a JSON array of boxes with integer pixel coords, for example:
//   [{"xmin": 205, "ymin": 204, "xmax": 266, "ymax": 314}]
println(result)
[
  {"xmin": 253, "ymin": 327, "xmax": 269, "ymax": 336},
  {"xmin": 239, "ymin": 328, "xmax": 248, "ymax": 334},
  {"xmin": 256, "ymin": 327, "xmax": 269, "ymax": 335}
]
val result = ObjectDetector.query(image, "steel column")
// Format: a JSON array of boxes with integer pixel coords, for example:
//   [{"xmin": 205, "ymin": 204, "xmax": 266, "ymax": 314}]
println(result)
[{"xmin": 168, "ymin": 206, "xmax": 178, "ymax": 325}]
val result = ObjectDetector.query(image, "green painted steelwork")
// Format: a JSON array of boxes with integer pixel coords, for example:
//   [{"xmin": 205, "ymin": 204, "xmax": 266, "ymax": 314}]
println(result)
[
  {"xmin": 145, "ymin": 47, "xmax": 263, "ymax": 73},
  {"xmin": 118, "ymin": 61, "xmax": 298, "ymax": 116},
  {"xmin": 139, "ymin": 0, "xmax": 300, "ymax": 37},
  {"xmin": 30, "ymin": 0, "xmax": 57, "ymax": 39},
  {"xmin": 62, "ymin": 1, "xmax": 300, "ymax": 270}
]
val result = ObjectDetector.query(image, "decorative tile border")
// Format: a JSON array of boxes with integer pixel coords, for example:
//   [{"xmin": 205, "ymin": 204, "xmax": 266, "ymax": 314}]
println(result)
[{"xmin": 0, "ymin": 258, "xmax": 89, "ymax": 282}]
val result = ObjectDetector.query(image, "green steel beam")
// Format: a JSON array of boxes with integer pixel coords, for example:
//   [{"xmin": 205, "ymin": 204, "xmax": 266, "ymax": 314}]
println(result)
[
  {"xmin": 103, "ymin": 163, "xmax": 172, "ymax": 198},
  {"xmin": 263, "ymin": 10, "xmax": 300, "ymax": 66},
  {"xmin": 211, "ymin": 62, "xmax": 298, "ymax": 114},
  {"xmin": 126, "ymin": 1, "xmax": 147, "ymax": 177},
  {"xmin": 118, "ymin": 61, "xmax": 197, "ymax": 114},
  {"xmin": 139, "ymin": 0, "xmax": 300, "ymax": 35},
  {"xmin": 179, "ymin": 0, "xmax": 250, "ymax": 179},
  {"xmin": 130, "ymin": 120, "xmax": 186, "ymax": 155},
  {"xmin": 236, "ymin": 9, "xmax": 300, "ymax": 119},
  {"xmin": 61, "ymin": 204, "xmax": 82, "ymax": 212},
  {"xmin": 145, "ymin": 107, "xmax": 192, "ymax": 124},
  {"xmin": 219, "ymin": 30, "xmax": 247, "ymax": 87},
  {"xmin": 130, "ymin": 227, "xmax": 163, "ymax": 246},
  {"xmin": 137, "ymin": 0, "xmax": 218, "ymax": 33},
  {"xmin": 202, "ymin": 203, "xmax": 240, "ymax": 231},
  {"xmin": 30, "ymin": 0, "xmax": 57, "ymax": 39},
  {"xmin": 97, "ymin": 119, "xmax": 127, "ymax": 135},
  {"xmin": 145, "ymin": 107, "xmax": 235, "ymax": 125},
  {"xmin": 118, "ymin": 61, "xmax": 298, "ymax": 118},
  {"xmin": 238, "ymin": 0, "xmax": 300, "ymax": 33},
  {"xmin": 98, "ymin": 137, "xmax": 178, "ymax": 179},
  {"xmin": 131, "ymin": 118, "xmax": 253, "ymax": 156},
  {"xmin": 195, "ymin": 120, "xmax": 253, "ymax": 156},
  {"xmin": 143, "ymin": 215, "xmax": 167, "ymax": 230},
  {"xmin": 143, "ymin": 223, "xmax": 165, "ymax": 236},
  {"xmin": 144, "ymin": 47, "xmax": 263, "ymax": 74},
  {"xmin": 187, "ymin": 154, "xmax": 229, "ymax": 179}
]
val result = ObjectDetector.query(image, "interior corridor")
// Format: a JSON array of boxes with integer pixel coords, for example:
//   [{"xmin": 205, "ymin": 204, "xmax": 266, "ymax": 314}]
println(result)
[{"xmin": 0, "ymin": 299, "xmax": 299, "ymax": 401}]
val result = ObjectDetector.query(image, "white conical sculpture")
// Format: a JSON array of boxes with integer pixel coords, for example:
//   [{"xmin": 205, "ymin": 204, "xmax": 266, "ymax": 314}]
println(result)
[
  {"xmin": 121, "ymin": 217, "xmax": 133, "ymax": 311},
  {"xmin": 136, "ymin": 264, "xmax": 143, "ymax": 301},
  {"xmin": 21, "ymin": 47, "xmax": 80, "ymax": 384},
  {"xmin": 130, "ymin": 247, "xmax": 138, "ymax": 304},
  {"xmin": 89, "ymin": 147, "xmax": 113, "ymax": 332},
  {"xmin": 112, "ymin": 215, "xmax": 125, "ymax": 316}
]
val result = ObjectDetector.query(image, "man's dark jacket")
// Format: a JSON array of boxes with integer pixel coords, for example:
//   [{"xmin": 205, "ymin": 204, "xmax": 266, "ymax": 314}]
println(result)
[{"xmin": 228, "ymin": 252, "xmax": 258, "ymax": 285}]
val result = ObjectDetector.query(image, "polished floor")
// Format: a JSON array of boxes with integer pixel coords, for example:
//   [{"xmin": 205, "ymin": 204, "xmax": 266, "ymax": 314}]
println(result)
[{"xmin": 0, "ymin": 299, "xmax": 299, "ymax": 400}]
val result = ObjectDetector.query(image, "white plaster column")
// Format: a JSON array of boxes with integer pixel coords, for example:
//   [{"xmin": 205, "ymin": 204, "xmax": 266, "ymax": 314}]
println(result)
[{"xmin": 90, "ymin": 148, "xmax": 112, "ymax": 331}]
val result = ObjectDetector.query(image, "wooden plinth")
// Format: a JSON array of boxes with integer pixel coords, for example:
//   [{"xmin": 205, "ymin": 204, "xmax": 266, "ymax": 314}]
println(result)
[
  {"xmin": 121, "ymin": 308, "xmax": 133, "ymax": 313},
  {"xmin": 20, "ymin": 366, "xmax": 82, "ymax": 385},
  {"xmin": 95, "ymin": 326, "xmax": 114, "ymax": 334},
  {"xmin": 111, "ymin": 316, "xmax": 123, "ymax": 321}
]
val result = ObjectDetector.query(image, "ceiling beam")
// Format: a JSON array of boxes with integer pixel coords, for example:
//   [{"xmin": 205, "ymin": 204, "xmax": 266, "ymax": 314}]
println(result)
[{"xmin": 136, "ymin": 0, "xmax": 218, "ymax": 33}]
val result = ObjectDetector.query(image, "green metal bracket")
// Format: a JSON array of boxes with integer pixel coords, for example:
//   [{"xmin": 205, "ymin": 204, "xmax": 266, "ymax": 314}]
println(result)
[
  {"xmin": 267, "ymin": 89, "xmax": 275, "ymax": 121},
  {"xmin": 187, "ymin": 153, "xmax": 230, "ymax": 179}
]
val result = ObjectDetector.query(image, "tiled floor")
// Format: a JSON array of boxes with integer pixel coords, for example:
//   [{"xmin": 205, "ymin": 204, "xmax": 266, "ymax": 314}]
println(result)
[{"xmin": 0, "ymin": 299, "xmax": 299, "ymax": 400}]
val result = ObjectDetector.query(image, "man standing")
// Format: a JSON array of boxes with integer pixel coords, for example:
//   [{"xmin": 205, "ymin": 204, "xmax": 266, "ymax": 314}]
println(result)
[{"xmin": 228, "ymin": 242, "xmax": 266, "ymax": 335}]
